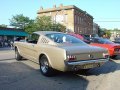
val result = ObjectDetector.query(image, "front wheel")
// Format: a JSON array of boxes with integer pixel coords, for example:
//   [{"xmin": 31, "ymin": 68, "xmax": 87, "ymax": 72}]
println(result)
[
  {"xmin": 39, "ymin": 55, "xmax": 55, "ymax": 77},
  {"xmin": 15, "ymin": 48, "xmax": 22, "ymax": 61}
]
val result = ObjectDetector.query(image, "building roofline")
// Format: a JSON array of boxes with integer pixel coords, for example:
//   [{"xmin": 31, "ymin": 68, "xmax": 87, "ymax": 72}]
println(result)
[
  {"xmin": 0, "ymin": 27, "xmax": 24, "ymax": 32},
  {"xmin": 37, "ymin": 5, "xmax": 93, "ymax": 19},
  {"xmin": 73, "ymin": 5, "xmax": 93, "ymax": 19}
]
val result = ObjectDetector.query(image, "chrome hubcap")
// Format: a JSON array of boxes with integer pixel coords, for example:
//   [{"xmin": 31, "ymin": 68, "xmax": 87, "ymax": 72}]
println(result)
[{"xmin": 41, "ymin": 59, "xmax": 49, "ymax": 73}]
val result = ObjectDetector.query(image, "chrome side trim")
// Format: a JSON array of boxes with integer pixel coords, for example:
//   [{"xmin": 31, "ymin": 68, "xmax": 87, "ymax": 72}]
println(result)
[{"xmin": 65, "ymin": 59, "xmax": 109, "ymax": 66}]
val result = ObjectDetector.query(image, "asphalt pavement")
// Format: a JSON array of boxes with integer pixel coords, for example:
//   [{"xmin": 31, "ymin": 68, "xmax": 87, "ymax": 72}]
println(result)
[
  {"xmin": 0, "ymin": 47, "xmax": 15, "ymax": 60},
  {"xmin": 0, "ymin": 49, "xmax": 120, "ymax": 90}
]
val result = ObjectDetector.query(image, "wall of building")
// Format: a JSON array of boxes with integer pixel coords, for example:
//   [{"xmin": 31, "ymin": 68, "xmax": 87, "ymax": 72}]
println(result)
[
  {"xmin": 38, "ymin": 8, "xmax": 74, "ymax": 32},
  {"xmin": 37, "ymin": 5, "xmax": 93, "ymax": 35},
  {"xmin": 74, "ymin": 9, "xmax": 93, "ymax": 34},
  {"xmin": 93, "ymin": 23, "xmax": 99, "ymax": 34}
]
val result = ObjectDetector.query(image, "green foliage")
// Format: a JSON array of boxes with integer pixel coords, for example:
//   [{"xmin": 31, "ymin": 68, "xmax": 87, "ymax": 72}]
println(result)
[
  {"xmin": 35, "ymin": 16, "xmax": 52, "ymax": 31},
  {"xmin": 51, "ymin": 23, "xmax": 66, "ymax": 32},
  {"xmin": 100, "ymin": 28, "xmax": 111, "ymax": 38},
  {"xmin": 104, "ymin": 30, "xmax": 111, "ymax": 38},
  {"xmin": 24, "ymin": 20, "xmax": 37, "ymax": 34},
  {"xmin": 9, "ymin": 14, "xmax": 66, "ymax": 34},
  {"xmin": 9, "ymin": 14, "xmax": 33, "ymax": 29},
  {"xmin": 32, "ymin": 16, "xmax": 66, "ymax": 33},
  {"xmin": 0, "ymin": 24, "xmax": 7, "ymax": 28}
]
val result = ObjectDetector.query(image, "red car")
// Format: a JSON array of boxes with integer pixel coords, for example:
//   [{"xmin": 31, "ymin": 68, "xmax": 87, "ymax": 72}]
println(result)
[
  {"xmin": 68, "ymin": 33, "xmax": 90, "ymax": 44},
  {"xmin": 90, "ymin": 37, "xmax": 120, "ymax": 58}
]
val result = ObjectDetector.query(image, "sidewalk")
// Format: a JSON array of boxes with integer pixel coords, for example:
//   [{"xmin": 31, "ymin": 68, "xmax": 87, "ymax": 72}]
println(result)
[
  {"xmin": 0, "ymin": 47, "xmax": 14, "ymax": 51},
  {"xmin": 0, "ymin": 47, "xmax": 15, "ymax": 60}
]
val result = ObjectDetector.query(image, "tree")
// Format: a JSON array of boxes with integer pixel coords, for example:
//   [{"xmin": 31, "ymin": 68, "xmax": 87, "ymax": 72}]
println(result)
[
  {"xmin": 104, "ymin": 30, "xmax": 111, "ymax": 38},
  {"xmin": 9, "ymin": 14, "xmax": 33, "ymax": 30},
  {"xmin": 0, "ymin": 24, "xmax": 7, "ymax": 28},
  {"xmin": 52, "ymin": 23, "xmax": 66, "ymax": 32},
  {"xmin": 9, "ymin": 14, "xmax": 66, "ymax": 34},
  {"xmin": 35, "ymin": 16, "xmax": 66, "ymax": 32},
  {"xmin": 35, "ymin": 16, "xmax": 52, "ymax": 31},
  {"xmin": 99, "ymin": 28, "xmax": 111, "ymax": 38},
  {"xmin": 24, "ymin": 20, "xmax": 37, "ymax": 34}
]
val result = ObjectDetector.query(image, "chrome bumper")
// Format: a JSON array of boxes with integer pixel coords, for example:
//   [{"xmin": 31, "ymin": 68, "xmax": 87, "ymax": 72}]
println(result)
[{"xmin": 65, "ymin": 59, "xmax": 109, "ymax": 66}]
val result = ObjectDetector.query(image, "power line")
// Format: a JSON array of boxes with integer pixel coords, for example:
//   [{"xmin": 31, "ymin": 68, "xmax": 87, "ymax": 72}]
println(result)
[{"xmin": 94, "ymin": 21, "xmax": 120, "ymax": 22}]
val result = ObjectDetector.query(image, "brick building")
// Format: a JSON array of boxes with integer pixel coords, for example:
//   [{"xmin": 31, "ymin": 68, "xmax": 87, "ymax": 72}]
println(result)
[
  {"xmin": 37, "ymin": 4, "xmax": 93, "ymax": 35},
  {"xmin": 93, "ymin": 23, "xmax": 99, "ymax": 34}
]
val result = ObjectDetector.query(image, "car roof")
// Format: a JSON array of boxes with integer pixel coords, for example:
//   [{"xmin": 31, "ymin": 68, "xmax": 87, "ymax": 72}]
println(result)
[
  {"xmin": 93, "ymin": 37, "xmax": 108, "ymax": 40},
  {"xmin": 33, "ymin": 31, "xmax": 63, "ymax": 35}
]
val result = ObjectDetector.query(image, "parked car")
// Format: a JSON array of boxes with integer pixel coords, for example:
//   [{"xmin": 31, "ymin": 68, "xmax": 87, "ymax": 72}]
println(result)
[
  {"xmin": 68, "ymin": 33, "xmax": 90, "ymax": 44},
  {"xmin": 90, "ymin": 37, "xmax": 120, "ymax": 58},
  {"xmin": 14, "ymin": 31, "xmax": 109, "ymax": 76},
  {"xmin": 114, "ymin": 37, "xmax": 120, "ymax": 44},
  {"xmin": 81, "ymin": 34, "xmax": 99, "ymax": 42}
]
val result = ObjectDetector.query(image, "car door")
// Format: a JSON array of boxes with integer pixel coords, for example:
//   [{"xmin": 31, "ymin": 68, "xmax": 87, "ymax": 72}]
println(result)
[{"xmin": 24, "ymin": 33, "xmax": 40, "ymax": 61}]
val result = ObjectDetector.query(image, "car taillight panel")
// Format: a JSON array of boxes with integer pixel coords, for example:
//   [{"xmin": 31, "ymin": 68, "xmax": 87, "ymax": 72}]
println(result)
[
  {"xmin": 114, "ymin": 48, "xmax": 120, "ymax": 52},
  {"xmin": 67, "ymin": 55, "xmax": 76, "ymax": 61},
  {"xmin": 103, "ymin": 53, "xmax": 109, "ymax": 58}
]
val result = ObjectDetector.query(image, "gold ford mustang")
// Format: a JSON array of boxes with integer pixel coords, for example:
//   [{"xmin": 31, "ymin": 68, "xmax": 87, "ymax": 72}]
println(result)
[{"xmin": 14, "ymin": 31, "xmax": 109, "ymax": 76}]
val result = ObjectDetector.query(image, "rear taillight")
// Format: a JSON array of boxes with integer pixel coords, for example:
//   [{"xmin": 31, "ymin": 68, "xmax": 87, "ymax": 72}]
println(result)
[
  {"xmin": 67, "ymin": 55, "xmax": 76, "ymax": 61},
  {"xmin": 114, "ymin": 48, "xmax": 120, "ymax": 52},
  {"xmin": 103, "ymin": 53, "xmax": 109, "ymax": 58}
]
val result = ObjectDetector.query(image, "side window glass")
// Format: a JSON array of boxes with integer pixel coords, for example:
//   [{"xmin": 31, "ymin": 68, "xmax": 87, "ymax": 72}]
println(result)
[
  {"xmin": 27, "ymin": 34, "xmax": 40, "ymax": 44},
  {"xmin": 98, "ymin": 40, "xmax": 104, "ymax": 44},
  {"xmin": 93, "ymin": 39, "xmax": 99, "ymax": 43}
]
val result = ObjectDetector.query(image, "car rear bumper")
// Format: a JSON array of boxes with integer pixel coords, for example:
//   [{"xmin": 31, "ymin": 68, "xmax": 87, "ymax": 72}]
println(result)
[
  {"xmin": 65, "ymin": 59, "xmax": 109, "ymax": 66},
  {"xmin": 65, "ymin": 59, "xmax": 109, "ymax": 70}
]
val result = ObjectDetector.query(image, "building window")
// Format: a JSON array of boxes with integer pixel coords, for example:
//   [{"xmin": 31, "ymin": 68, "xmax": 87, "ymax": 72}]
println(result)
[
  {"xmin": 53, "ymin": 15, "xmax": 56, "ymax": 23},
  {"xmin": 64, "ymin": 14, "xmax": 68, "ymax": 23},
  {"xmin": 53, "ymin": 15, "xmax": 64, "ymax": 23},
  {"xmin": 75, "ymin": 15, "xmax": 77, "ymax": 24},
  {"xmin": 50, "ymin": 12, "xmax": 52, "ymax": 15},
  {"xmin": 74, "ymin": 26, "xmax": 77, "ymax": 33},
  {"xmin": 79, "ymin": 17, "xmax": 80, "ymax": 24},
  {"xmin": 77, "ymin": 16, "xmax": 79, "ymax": 24},
  {"xmin": 79, "ymin": 17, "xmax": 81, "ymax": 24},
  {"xmin": 78, "ymin": 27, "xmax": 80, "ymax": 33}
]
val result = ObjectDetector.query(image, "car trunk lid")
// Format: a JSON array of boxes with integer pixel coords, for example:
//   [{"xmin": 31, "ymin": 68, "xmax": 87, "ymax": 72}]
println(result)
[{"xmin": 59, "ymin": 45, "xmax": 107, "ymax": 60}]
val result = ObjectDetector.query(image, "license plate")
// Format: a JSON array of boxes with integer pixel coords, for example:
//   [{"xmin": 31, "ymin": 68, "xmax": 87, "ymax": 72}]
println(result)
[{"xmin": 81, "ymin": 63, "xmax": 99, "ymax": 69}]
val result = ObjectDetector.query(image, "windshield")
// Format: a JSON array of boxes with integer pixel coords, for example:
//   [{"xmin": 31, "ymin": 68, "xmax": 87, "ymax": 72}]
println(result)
[
  {"xmin": 98, "ymin": 38, "xmax": 114, "ymax": 44},
  {"xmin": 46, "ymin": 33, "xmax": 87, "ymax": 45}
]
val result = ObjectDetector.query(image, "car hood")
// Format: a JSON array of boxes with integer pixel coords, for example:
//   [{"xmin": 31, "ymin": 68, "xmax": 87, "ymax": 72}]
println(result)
[{"xmin": 59, "ymin": 44, "xmax": 108, "ymax": 54}]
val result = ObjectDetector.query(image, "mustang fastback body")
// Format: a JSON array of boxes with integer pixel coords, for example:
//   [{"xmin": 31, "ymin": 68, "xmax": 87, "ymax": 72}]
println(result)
[{"xmin": 14, "ymin": 31, "xmax": 109, "ymax": 76}]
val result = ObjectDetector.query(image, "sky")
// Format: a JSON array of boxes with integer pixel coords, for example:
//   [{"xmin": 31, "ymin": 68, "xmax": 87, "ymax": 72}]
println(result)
[{"xmin": 0, "ymin": 0, "xmax": 120, "ymax": 29}]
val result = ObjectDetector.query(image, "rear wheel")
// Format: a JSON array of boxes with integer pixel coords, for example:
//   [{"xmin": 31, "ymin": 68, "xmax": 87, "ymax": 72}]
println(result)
[
  {"xmin": 15, "ymin": 48, "xmax": 22, "ymax": 61},
  {"xmin": 39, "ymin": 55, "xmax": 55, "ymax": 77}
]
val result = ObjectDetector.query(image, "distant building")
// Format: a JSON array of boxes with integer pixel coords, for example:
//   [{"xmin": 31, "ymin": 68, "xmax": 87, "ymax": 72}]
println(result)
[
  {"xmin": 109, "ymin": 30, "xmax": 120, "ymax": 37},
  {"xmin": 93, "ymin": 23, "xmax": 99, "ymax": 34},
  {"xmin": 108, "ymin": 29, "xmax": 120, "ymax": 39},
  {"xmin": 37, "ymin": 4, "xmax": 93, "ymax": 35}
]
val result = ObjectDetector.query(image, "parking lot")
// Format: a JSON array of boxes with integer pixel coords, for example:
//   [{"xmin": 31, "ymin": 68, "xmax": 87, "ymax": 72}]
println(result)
[{"xmin": 0, "ymin": 49, "xmax": 120, "ymax": 90}]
